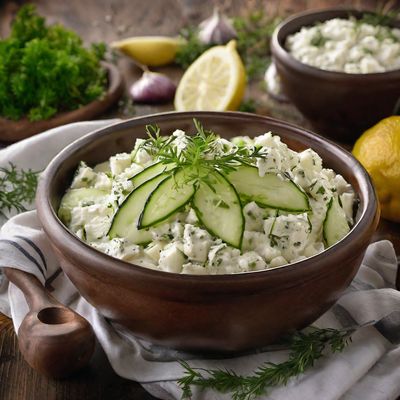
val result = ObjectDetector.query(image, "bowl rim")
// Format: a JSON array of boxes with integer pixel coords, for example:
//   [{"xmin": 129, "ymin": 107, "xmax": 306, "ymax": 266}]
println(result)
[
  {"xmin": 37, "ymin": 111, "xmax": 379, "ymax": 287},
  {"xmin": 271, "ymin": 7, "xmax": 400, "ymax": 80}
]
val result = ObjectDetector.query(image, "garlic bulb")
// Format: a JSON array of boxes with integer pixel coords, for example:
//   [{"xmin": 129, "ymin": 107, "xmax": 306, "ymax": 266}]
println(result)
[
  {"xmin": 198, "ymin": 8, "xmax": 237, "ymax": 45},
  {"xmin": 130, "ymin": 72, "xmax": 176, "ymax": 104}
]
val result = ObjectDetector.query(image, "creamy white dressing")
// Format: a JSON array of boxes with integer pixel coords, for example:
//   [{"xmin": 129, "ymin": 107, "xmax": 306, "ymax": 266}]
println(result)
[
  {"xmin": 61, "ymin": 131, "xmax": 355, "ymax": 274},
  {"xmin": 286, "ymin": 17, "xmax": 400, "ymax": 73}
]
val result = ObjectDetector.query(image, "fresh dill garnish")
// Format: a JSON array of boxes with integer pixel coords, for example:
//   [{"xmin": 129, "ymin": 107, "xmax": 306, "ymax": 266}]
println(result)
[
  {"xmin": 0, "ymin": 163, "xmax": 40, "ymax": 218},
  {"xmin": 139, "ymin": 119, "xmax": 267, "ymax": 180},
  {"xmin": 177, "ymin": 327, "xmax": 352, "ymax": 400},
  {"xmin": 175, "ymin": 11, "xmax": 281, "ymax": 79}
]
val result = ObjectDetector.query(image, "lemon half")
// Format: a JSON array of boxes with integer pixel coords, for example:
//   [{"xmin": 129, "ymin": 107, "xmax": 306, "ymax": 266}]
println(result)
[
  {"xmin": 111, "ymin": 36, "xmax": 185, "ymax": 67},
  {"xmin": 174, "ymin": 40, "xmax": 246, "ymax": 111}
]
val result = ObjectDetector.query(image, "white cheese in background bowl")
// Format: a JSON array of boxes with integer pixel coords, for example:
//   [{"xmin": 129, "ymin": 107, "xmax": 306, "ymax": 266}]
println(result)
[{"xmin": 285, "ymin": 17, "xmax": 400, "ymax": 73}]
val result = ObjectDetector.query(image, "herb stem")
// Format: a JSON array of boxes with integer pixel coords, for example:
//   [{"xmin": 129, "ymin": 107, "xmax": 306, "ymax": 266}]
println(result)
[
  {"xmin": 177, "ymin": 327, "xmax": 352, "ymax": 400},
  {"xmin": 0, "ymin": 163, "xmax": 40, "ymax": 218}
]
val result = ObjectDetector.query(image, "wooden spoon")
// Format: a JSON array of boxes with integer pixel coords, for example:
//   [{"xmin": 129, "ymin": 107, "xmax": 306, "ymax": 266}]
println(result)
[{"xmin": 4, "ymin": 267, "xmax": 95, "ymax": 379}]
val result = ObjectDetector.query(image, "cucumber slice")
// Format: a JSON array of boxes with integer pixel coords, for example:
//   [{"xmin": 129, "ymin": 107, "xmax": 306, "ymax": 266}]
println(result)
[
  {"xmin": 58, "ymin": 188, "xmax": 108, "ymax": 224},
  {"xmin": 109, "ymin": 173, "xmax": 168, "ymax": 244},
  {"xmin": 323, "ymin": 196, "xmax": 350, "ymax": 247},
  {"xmin": 228, "ymin": 165, "xmax": 310, "ymax": 212},
  {"xmin": 139, "ymin": 168, "xmax": 195, "ymax": 228},
  {"xmin": 130, "ymin": 162, "xmax": 175, "ymax": 188},
  {"xmin": 192, "ymin": 172, "xmax": 244, "ymax": 249}
]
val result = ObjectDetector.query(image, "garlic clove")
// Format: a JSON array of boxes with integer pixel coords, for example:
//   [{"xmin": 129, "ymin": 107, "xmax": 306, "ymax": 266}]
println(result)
[
  {"xmin": 130, "ymin": 72, "xmax": 176, "ymax": 104},
  {"xmin": 198, "ymin": 8, "xmax": 237, "ymax": 45}
]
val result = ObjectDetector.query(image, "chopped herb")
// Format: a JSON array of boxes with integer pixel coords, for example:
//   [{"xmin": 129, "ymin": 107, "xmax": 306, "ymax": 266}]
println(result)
[
  {"xmin": 310, "ymin": 29, "xmax": 327, "ymax": 47},
  {"xmin": 249, "ymin": 261, "xmax": 257, "ymax": 269},
  {"xmin": 316, "ymin": 186, "xmax": 326, "ymax": 195}
]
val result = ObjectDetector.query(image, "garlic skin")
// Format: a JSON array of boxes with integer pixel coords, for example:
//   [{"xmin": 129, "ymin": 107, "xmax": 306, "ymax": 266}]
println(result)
[
  {"xmin": 198, "ymin": 8, "xmax": 237, "ymax": 45},
  {"xmin": 130, "ymin": 72, "xmax": 176, "ymax": 104}
]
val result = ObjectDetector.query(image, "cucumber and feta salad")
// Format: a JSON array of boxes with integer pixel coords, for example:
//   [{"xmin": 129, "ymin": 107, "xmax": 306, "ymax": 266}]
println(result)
[{"xmin": 58, "ymin": 121, "xmax": 355, "ymax": 274}]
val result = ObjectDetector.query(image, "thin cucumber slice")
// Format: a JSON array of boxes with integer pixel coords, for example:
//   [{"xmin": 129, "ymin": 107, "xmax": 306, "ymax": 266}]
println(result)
[
  {"xmin": 192, "ymin": 172, "xmax": 244, "ymax": 249},
  {"xmin": 58, "ymin": 188, "xmax": 108, "ymax": 224},
  {"xmin": 109, "ymin": 173, "xmax": 168, "ymax": 244},
  {"xmin": 139, "ymin": 168, "xmax": 195, "ymax": 228},
  {"xmin": 130, "ymin": 162, "xmax": 175, "ymax": 188},
  {"xmin": 228, "ymin": 165, "xmax": 310, "ymax": 212},
  {"xmin": 323, "ymin": 196, "xmax": 350, "ymax": 247}
]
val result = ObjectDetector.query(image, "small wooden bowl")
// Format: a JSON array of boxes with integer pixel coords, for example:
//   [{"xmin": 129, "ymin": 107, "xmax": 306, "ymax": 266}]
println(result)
[
  {"xmin": 271, "ymin": 9, "xmax": 400, "ymax": 143},
  {"xmin": 0, "ymin": 62, "xmax": 123, "ymax": 143},
  {"xmin": 37, "ymin": 112, "xmax": 379, "ymax": 353}
]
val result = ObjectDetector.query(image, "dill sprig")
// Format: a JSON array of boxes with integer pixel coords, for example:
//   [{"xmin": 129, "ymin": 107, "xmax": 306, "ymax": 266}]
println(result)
[
  {"xmin": 140, "ymin": 119, "xmax": 267, "ymax": 179},
  {"xmin": 178, "ymin": 327, "xmax": 352, "ymax": 400},
  {"xmin": 0, "ymin": 163, "xmax": 40, "ymax": 218}
]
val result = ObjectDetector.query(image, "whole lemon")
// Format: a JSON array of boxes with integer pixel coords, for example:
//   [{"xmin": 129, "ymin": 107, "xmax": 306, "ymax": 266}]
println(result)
[{"xmin": 353, "ymin": 116, "xmax": 400, "ymax": 222}]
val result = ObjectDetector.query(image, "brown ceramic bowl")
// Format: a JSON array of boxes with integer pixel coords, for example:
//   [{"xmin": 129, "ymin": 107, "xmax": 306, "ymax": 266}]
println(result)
[
  {"xmin": 36, "ymin": 111, "xmax": 379, "ymax": 353},
  {"xmin": 271, "ymin": 9, "xmax": 400, "ymax": 143}
]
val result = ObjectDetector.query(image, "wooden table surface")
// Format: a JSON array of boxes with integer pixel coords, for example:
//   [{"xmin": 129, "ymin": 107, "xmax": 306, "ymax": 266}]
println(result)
[{"xmin": 1, "ymin": 0, "xmax": 399, "ymax": 399}]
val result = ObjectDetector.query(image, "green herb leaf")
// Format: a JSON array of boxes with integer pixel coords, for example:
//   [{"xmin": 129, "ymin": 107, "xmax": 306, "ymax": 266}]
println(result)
[
  {"xmin": 0, "ymin": 163, "xmax": 40, "ymax": 218},
  {"xmin": 177, "ymin": 327, "xmax": 352, "ymax": 400},
  {"xmin": 139, "ymin": 119, "xmax": 268, "ymax": 182}
]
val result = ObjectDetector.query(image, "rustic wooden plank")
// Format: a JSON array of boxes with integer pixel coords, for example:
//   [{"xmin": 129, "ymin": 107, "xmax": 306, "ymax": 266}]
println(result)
[{"xmin": 0, "ymin": 313, "xmax": 155, "ymax": 400}]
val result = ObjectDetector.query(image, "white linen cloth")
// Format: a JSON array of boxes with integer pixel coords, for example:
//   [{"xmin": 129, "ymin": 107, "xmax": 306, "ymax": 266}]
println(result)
[{"xmin": 0, "ymin": 121, "xmax": 400, "ymax": 400}]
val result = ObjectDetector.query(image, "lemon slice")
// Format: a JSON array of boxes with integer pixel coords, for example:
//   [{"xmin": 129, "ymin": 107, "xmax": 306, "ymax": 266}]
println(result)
[
  {"xmin": 174, "ymin": 40, "xmax": 246, "ymax": 111},
  {"xmin": 111, "ymin": 36, "xmax": 185, "ymax": 67}
]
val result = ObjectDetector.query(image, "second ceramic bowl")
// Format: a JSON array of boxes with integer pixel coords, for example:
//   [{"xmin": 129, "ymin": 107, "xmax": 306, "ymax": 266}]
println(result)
[{"xmin": 271, "ymin": 9, "xmax": 400, "ymax": 143}]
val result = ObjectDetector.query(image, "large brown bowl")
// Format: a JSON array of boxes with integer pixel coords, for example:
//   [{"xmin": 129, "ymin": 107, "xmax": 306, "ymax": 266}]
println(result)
[
  {"xmin": 36, "ymin": 112, "xmax": 379, "ymax": 352},
  {"xmin": 271, "ymin": 9, "xmax": 400, "ymax": 143}
]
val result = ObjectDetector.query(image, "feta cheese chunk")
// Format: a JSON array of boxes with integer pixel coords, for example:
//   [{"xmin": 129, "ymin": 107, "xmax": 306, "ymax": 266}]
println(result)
[
  {"xmin": 159, "ymin": 243, "xmax": 185, "ymax": 273},
  {"xmin": 183, "ymin": 225, "xmax": 212, "ymax": 263}
]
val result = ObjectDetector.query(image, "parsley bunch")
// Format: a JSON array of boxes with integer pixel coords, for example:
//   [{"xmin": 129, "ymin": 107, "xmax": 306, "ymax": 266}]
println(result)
[{"xmin": 0, "ymin": 5, "xmax": 106, "ymax": 122}]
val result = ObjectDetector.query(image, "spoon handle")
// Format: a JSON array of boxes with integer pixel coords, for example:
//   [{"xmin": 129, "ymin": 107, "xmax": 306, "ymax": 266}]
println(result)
[{"xmin": 4, "ymin": 267, "xmax": 95, "ymax": 378}]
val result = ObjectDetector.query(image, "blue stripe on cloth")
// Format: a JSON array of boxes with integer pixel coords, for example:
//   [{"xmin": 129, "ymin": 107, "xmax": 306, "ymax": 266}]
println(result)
[
  {"xmin": 0, "ymin": 239, "xmax": 45, "ymax": 278},
  {"xmin": 15, "ymin": 235, "xmax": 47, "ymax": 271}
]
